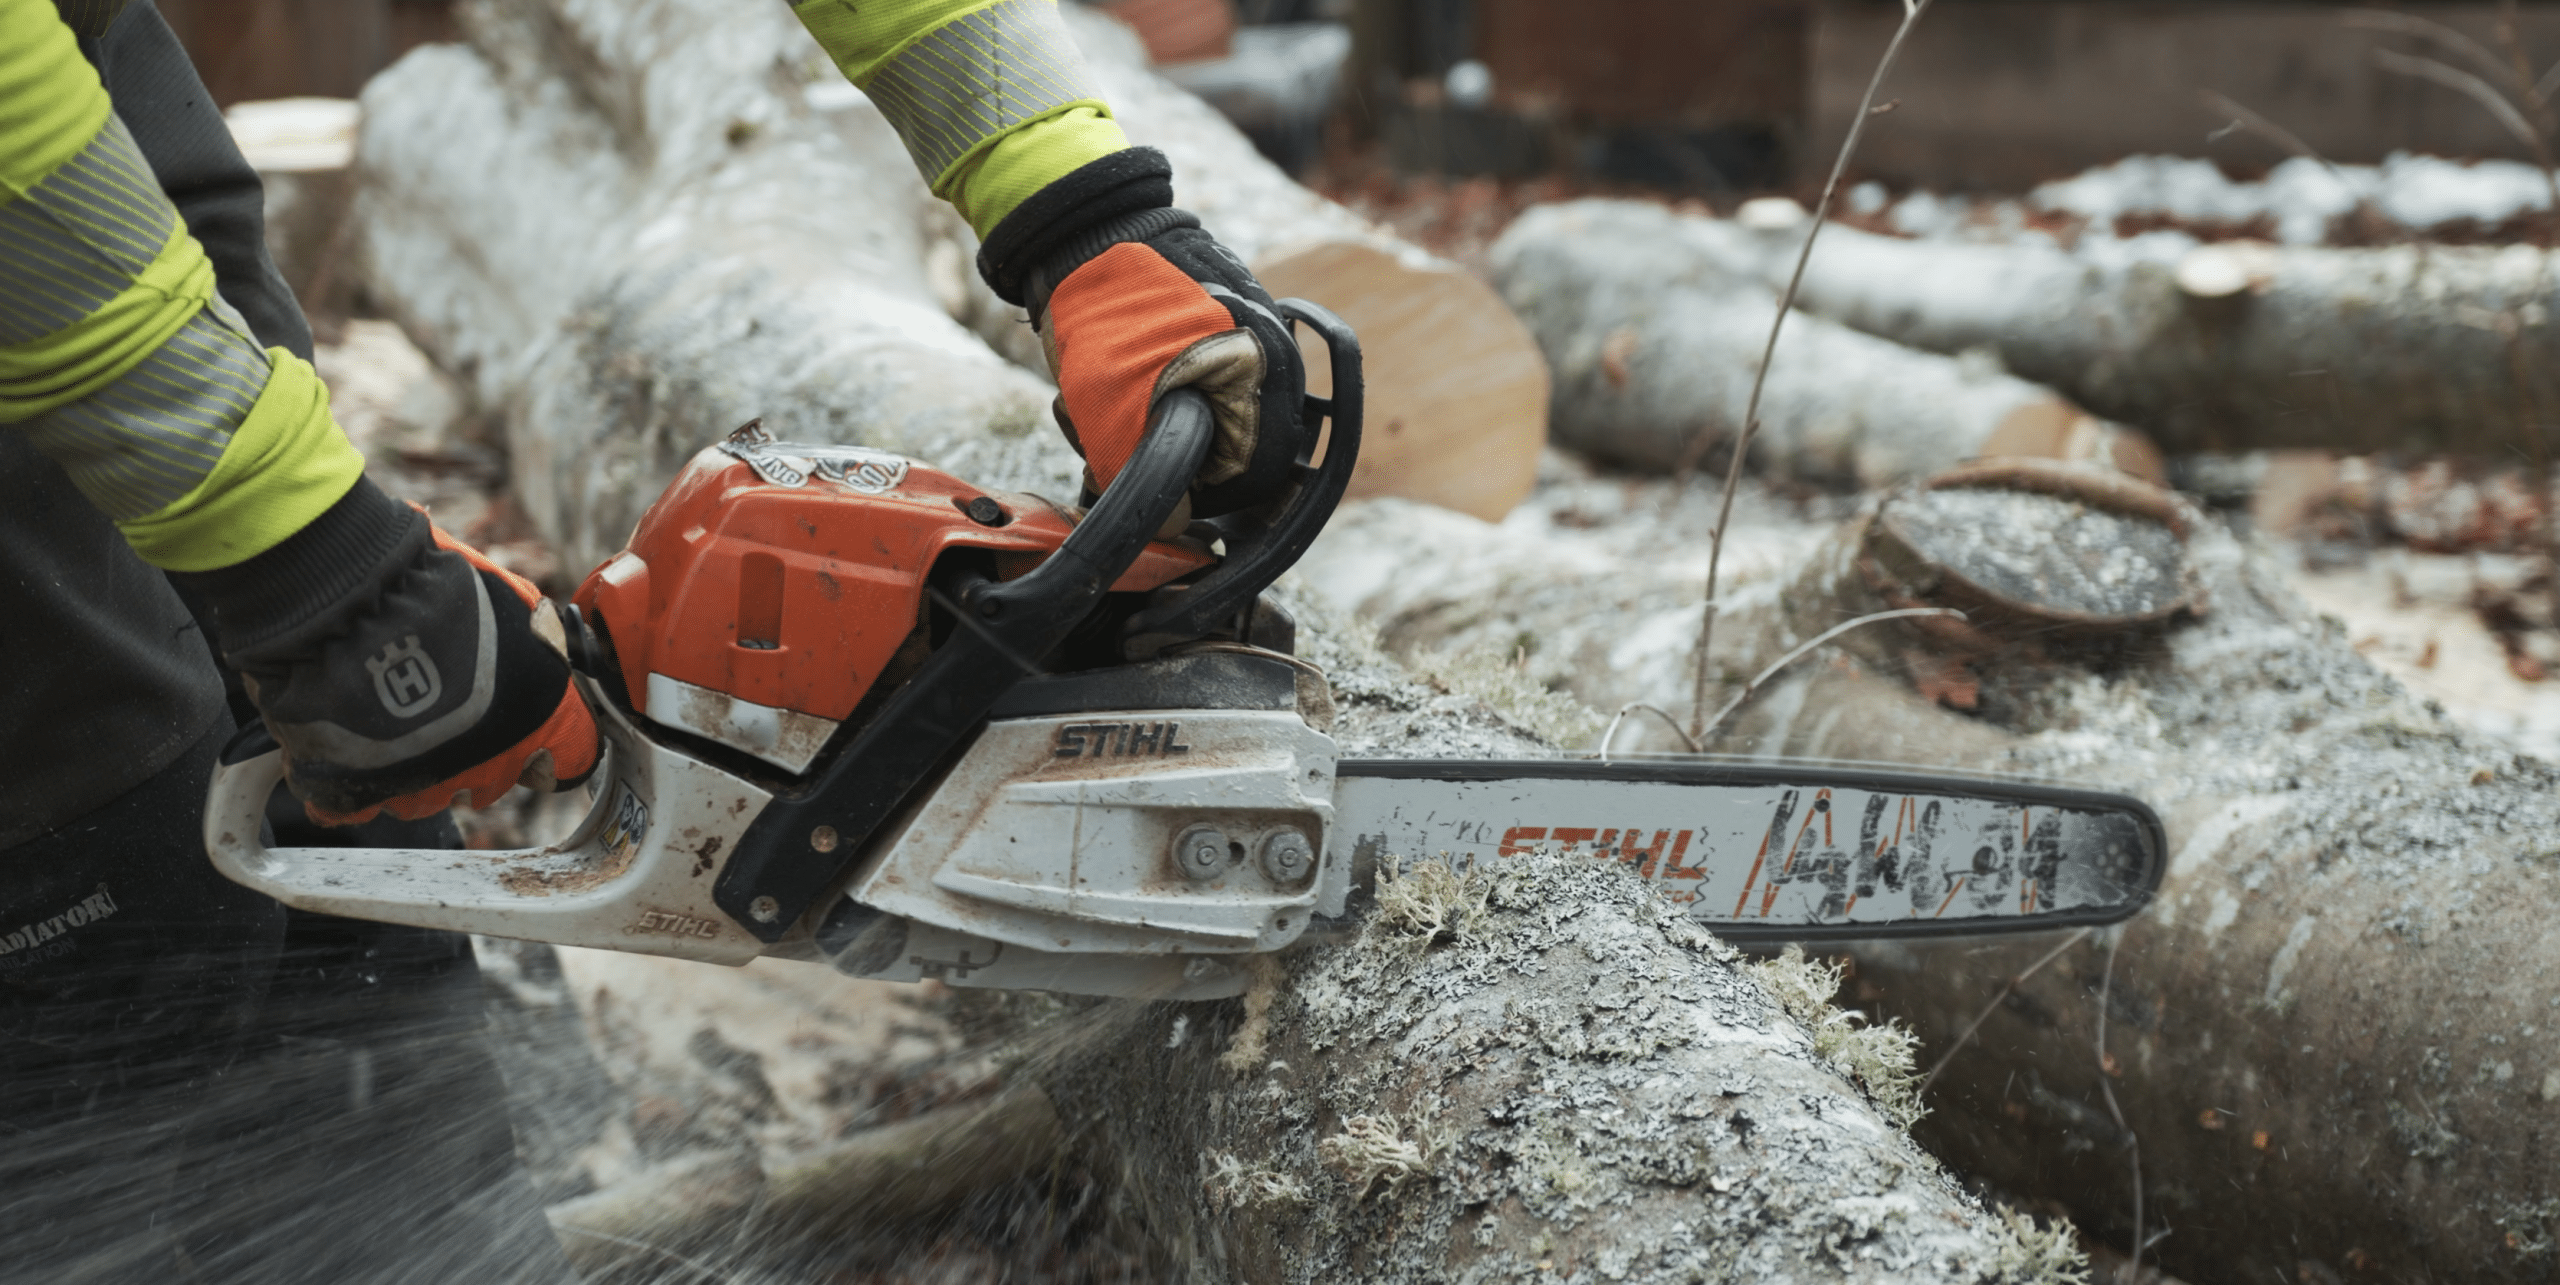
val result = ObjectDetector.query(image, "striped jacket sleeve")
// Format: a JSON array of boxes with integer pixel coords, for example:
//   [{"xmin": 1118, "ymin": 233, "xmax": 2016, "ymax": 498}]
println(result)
[
  {"xmin": 791, "ymin": 0, "xmax": 1133, "ymax": 238},
  {"xmin": 0, "ymin": 0, "xmax": 362, "ymax": 572}
]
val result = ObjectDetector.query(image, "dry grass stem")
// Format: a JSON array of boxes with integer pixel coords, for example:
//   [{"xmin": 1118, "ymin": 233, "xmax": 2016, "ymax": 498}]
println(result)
[{"xmin": 1686, "ymin": 0, "xmax": 1938, "ymax": 740}]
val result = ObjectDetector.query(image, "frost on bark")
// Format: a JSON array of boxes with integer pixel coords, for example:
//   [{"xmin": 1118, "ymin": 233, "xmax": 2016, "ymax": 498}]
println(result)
[
  {"xmin": 1487, "ymin": 202, "xmax": 2160, "ymax": 488},
  {"xmin": 1578, "ymin": 198, "xmax": 2560, "ymax": 457},
  {"xmin": 1300, "ymin": 471, "xmax": 2560, "ymax": 1285}
]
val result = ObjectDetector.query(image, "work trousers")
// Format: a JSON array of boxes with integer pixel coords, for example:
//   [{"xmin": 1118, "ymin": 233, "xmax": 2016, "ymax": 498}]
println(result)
[{"xmin": 0, "ymin": 718, "xmax": 579, "ymax": 1284}]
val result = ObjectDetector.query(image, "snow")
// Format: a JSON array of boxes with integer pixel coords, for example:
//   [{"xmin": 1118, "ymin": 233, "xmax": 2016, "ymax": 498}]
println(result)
[{"xmin": 2026, "ymin": 151, "xmax": 2550, "ymax": 245}]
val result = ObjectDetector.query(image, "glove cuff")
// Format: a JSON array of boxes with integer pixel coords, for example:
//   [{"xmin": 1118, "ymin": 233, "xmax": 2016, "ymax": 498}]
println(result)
[
  {"xmin": 977, "ymin": 146, "xmax": 1175, "ymax": 306},
  {"xmin": 174, "ymin": 476, "xmax": 429, "ymax": 659}
]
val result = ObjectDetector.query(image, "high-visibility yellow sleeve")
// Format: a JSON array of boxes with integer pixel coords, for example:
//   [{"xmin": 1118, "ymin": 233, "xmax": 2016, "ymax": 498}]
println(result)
[
  {"xmin": 1, "ymin": 0, "xmax": 363, "ymax": 570},
  {"xmin": 792, "ymin": 0, "xmax": 1130, "ymax": 237}
]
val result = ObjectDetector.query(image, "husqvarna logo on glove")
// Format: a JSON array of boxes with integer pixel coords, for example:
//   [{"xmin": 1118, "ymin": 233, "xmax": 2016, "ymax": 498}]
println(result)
[{"xmin": 367, "ymin": 635, "xmax": 443, "ymax": 717}]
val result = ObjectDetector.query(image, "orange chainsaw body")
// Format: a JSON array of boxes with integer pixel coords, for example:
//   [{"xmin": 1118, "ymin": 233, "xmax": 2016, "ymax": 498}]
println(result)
[{"xmin": 572, "ymin": 431, "xmax": 1210, "ymax": 736}]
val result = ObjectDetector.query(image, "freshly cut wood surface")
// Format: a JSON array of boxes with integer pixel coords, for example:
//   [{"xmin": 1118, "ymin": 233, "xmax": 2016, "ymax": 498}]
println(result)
[{"xmin": 1256, "ymin": 241, "xmax": 1547, "ymax": 519}]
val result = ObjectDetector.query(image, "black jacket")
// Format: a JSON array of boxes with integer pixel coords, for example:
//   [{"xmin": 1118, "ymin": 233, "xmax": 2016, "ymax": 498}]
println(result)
[{"xmin": 0, "ymin": 0, "xmax": 308, "ymax": 847}]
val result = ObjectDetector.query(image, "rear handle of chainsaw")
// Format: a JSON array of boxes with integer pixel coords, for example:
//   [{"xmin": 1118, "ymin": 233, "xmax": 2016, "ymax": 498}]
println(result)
[
  {"xmin": 706, "ymin": 389, "xmax": 1220, "ymax": 940},
  {"xmin": 1122, "ymin": 297, "xmax": 1363, "ymax": 647}
]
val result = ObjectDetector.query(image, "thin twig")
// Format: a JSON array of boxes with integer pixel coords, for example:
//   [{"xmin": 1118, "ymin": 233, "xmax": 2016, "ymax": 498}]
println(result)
[
  {"xmin": 1682, "ymin": 0, "xmax": 1937, "ymax": 741},
  {"xmin": 1599, "ymin": 703, "xmax": 1701, "ymax": 760},
  {"xmin": 2196, "ymin": 89, "xmax": 2349, "ymax": 183},
  {"xmin": 1917, "ymin": 927, "xmax": 2090, "ymax": 1094},
  {"xmin": 2373, "ymin": 49, "xmax": 2558, "ymax": 187},
  {"xmin": 1694, "ymin": 607, "xmax": 1965, "ymax": 743},
  {"xmin": 2345, "ymin": 9, "xmax": 2518, "ymax": 92},
  {"xmin": 2094, "ymin": 931, "xmax": 2145, "ymax": 1285}
]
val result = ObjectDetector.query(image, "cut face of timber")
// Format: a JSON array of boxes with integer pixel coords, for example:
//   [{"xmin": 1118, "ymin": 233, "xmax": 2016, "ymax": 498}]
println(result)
[{"xmin": 1256, "ymin": 241, "xmax": 1548, "ymax": 522}]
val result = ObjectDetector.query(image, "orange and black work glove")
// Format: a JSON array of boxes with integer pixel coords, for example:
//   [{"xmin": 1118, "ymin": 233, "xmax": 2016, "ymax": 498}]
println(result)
[
  {"xmin": 175, "ymin": 478, "xmax": 599, "ymax": 824},
  {"xmin": 977, "ymin": 147, "xmax": 1308, "ymax": 517}
]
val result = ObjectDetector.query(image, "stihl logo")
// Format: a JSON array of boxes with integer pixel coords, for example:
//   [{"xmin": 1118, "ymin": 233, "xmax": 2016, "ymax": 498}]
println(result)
[
  {"xmin": 367, "ymin": 635, "xmax": 442, "ymax": 717},
  {"xmin": 627, "ymin": 910, "xmax": 721, "ymax": 940},
  {"xmin": 1053, "ymin": 722, "xmax": 1191, "ymax": 759}
]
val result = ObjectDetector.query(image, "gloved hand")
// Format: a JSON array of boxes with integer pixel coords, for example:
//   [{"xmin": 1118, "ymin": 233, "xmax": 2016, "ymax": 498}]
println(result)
[
  {"xmin": 178, "ymin": 479, "xmax": 598, "ymax": 824},
  {"xmin": 975, "ymin": 148, "xmax": 1308, "ymax": 517}
]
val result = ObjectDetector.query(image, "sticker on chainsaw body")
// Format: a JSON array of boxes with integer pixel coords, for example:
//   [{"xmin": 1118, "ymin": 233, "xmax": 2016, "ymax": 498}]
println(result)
[
  {"xmin": 1330, "ymin": 764, "xmax": 2163, "ymax": 939},
  {"xmin": 718, "ymin": 420, "xmax": 910, "ymax": 494},
  {"xmin": 599, "ymin": 782, "xmax": 650, "ymax": 864}
]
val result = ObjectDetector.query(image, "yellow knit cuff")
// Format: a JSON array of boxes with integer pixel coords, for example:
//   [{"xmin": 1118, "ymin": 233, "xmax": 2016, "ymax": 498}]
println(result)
[
  {"xmin": 947, "ymin": 105, "xmax": 1131, "ymax": 238},
  {"xmin": 118, "ymin": 349, "xmax": 367, "ymax": 571},
  {"xmin": 0, "ymin": 221, "xmax": 215, "ymax": 424}
]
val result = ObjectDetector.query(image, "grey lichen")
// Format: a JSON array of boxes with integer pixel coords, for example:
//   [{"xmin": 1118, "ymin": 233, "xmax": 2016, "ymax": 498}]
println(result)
[
  {"xmin": 1205, "ymin": 1152, "xmax": 1310, "ymax": 1211},
  {"xmin": 1369, "ymin": 859, "xmax": 1492, "ymax": 951},
  {"xmin": 1747, "ymin": 945, "xmax": 1927, "ymax": 1127},
  {"xmin": 1061, "ymin": 845, "xmax": 2100, "ymax": 1283}
]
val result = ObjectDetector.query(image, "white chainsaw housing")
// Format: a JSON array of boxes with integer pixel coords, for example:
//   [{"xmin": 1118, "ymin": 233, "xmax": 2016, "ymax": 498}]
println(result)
[
  {"xmin": 847, "ymin": 708, "xmax": 1341, "ymax": 956},
  {"xmin": 204, "ymin": 680, "xmax": 1341, "ymax": 1000}
]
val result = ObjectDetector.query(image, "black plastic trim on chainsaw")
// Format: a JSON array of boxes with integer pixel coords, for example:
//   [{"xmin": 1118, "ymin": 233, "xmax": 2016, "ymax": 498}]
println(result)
[
  {"xmin": 712, "ymin": 390, "xmax": 1219, "ymax": 941},
  {"xmin": 1335, "ymin": 757, "xmax": 2168, "ymax": 941},
  {"xmin": 987, "ymin": 652, "xmax": 1297, "ymax": 719},
  {"xmin": 1122, "ymin": 298, "xmax": 1362, "ymax": 651}
]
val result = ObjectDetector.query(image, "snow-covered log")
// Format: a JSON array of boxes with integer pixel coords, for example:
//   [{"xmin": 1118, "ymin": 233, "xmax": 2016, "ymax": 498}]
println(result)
[
  {"xmin": 1617, "ymin": 198, "xmax": 2560, "ymax": 457},
  {"xmin": 1299, "ymin": 470, "xmax": 2560, "ymax": 1284},
  {"xmin": 1488, "ymin": 202, "xmax": 2162, "ymax": 489}
]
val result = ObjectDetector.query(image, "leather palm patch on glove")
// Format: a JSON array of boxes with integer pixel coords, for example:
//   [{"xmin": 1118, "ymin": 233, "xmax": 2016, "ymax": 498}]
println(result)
[
  {"xmin": 185, "ymin": 481, "xmax": 599, "ymax": 825},
  {"xmin": 1038, "ymin": 226, "xmax": 1306, "ymax": 516}
]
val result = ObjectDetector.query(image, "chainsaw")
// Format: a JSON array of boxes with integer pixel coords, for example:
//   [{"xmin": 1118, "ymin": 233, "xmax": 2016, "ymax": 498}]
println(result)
[{"xmin": 205, "ymin": 300, "xmax": 2164, "ymax": 1000}]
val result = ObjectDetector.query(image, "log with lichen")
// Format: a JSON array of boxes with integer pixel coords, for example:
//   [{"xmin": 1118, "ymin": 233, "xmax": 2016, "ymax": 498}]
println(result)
[
  {"xmin": 1570, "ymin": 198, "xmax": 2560, "ymax": 458},
  {"xmin": 1298, "ymin": 470, "xmax": 2560, "ymax": 1285},
  {"xmin": 1026, "ymin": 603, "xmax": 2093, "ymax": 1285},
  {"xmin": 1486, "ymin": 201, "xmax": 2163, "ymax": 488}
]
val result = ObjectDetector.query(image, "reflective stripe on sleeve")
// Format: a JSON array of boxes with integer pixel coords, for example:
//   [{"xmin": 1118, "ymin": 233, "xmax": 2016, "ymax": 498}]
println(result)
[
  {"xmin": 22, "ymin": 296, "xmax": 270, "ymax": 521},
  {"xmin": 0, "ymin": 110, "xmax": 218, "ymax": 424},
  {"xmin": 0, "ymin": 113, "xmax": 176, "ymax": 346},
  {"xmin": 862, "ymin": 0, "xmax": 1107, "ymax": 191}
]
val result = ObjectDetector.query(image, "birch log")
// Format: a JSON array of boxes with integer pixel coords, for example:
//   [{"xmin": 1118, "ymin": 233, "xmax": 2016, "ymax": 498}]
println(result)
[
  {"xmin": 1617, "ymin": 199, "xmax": 2560, "ymax": 457},
  {"xmin": 1487, "ymin": 201, "xmax": 2163, "ymax": 489},
  {"xmin": 1300, "ymin": 474, "xmax": 2560, "ymax": 1285}
]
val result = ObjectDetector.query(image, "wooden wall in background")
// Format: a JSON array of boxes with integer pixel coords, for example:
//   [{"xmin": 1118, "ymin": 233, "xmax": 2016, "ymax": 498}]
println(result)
[
  {"xmin": 1474, "ymin": 0, "xmax": 1804, "ymax": 128},
  {"xmin": 1815, "ymin": 0, "xmax": 2560, "ymax": 190},
  {"xmin": 154, "ymin": 0, "xmax": 455, "ymax": 106}
]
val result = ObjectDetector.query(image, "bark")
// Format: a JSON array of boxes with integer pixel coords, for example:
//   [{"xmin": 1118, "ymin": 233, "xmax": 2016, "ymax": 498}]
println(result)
[
  {"xmin": 1486, "ymin": 201, "xmax": 2163, "ymax": 489},
  {"xmin": 1603, "ymin": 198, "xmax": 2560, "ymax": 458},
  {"xmin": 1299, "ymin": 472, "xmax": 2560, "ymax": 1285}
]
